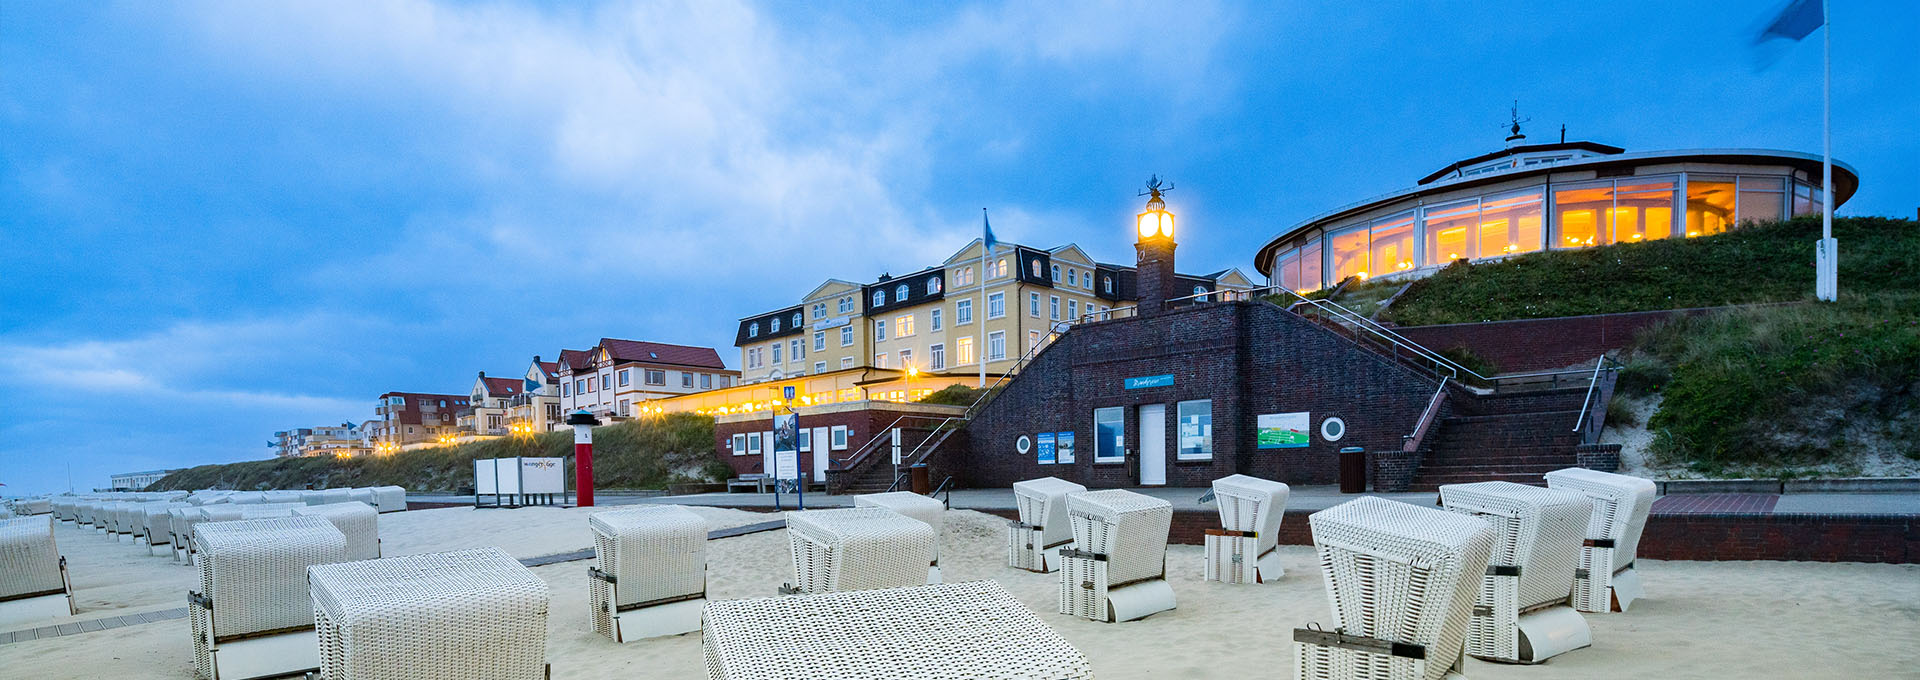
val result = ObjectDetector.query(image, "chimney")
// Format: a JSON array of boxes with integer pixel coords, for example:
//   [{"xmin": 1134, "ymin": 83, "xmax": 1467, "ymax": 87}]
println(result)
[{"xmin": 1133, "ymin": 176, "xmax": 1178, "ymax": 317}]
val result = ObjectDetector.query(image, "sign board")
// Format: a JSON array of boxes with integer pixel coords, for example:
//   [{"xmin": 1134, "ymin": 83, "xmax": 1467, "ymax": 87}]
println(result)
[
  {"xmin": 1125, "ymin": 374, "xmax": 1175, "ymax": 389},
  {"xmin": 774, "ymin": 450, "xmax": 800, "ymax": 482},
  {"xmin": 517, "ymin": 457, "xmax": 566, "ymax": 494},
  {"xmin": 1036, "ymin": 432, "xmax": 1057, "ymax": 465},
  {"xmin": 772, "ymin": 413, "xmax": 800, "ymax": 481},
  {"xmin": 891, "ymin": 427, "xmax": 903, "ymax": 465},
  {"xmin": 1056, "ymin": 431, "xmax": 1075, "ymax": 464},
  {"xmin": 1257, "ymin": 412, "xmax": 1312, "ymax": 449},
  {"xmin": 474, "ymin": 457, "xmax": 567, "ymax": 496},
  {"xmin": 474, "ymin": 458, "xmax": 498, "ymax": 495},
  {"xmin": 783, "ymin": 385, "xmax": 796, "ymax": 401}
]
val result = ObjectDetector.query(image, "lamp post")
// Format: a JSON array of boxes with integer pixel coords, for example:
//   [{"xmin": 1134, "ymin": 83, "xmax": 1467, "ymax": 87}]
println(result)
[
  {"xmin": 1134, "ymin": 176, "xmax": 1178, "ymax": 317},
  {"xmin": 566, "ymin": 408, "xmax": 600, "ymax": 507}
]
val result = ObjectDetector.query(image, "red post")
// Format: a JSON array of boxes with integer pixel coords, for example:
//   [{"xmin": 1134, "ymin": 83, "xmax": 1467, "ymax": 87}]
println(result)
[{"xmin": 566, "ymin": 409, "xmax": 599, "ymax": 507}]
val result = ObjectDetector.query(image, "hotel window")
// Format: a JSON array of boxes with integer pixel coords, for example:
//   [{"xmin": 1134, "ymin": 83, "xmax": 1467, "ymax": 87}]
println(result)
[
  {"xmin": 930, "ymin": 344, "xmax": 946, "ymax": 370},
  {"xmin": 838, "ymin": 296, "xmax": 854, "ymax": 314},
  {"xmin": 1299, "ymin": 239, "xmax": 1323, "ymax": 291},
  {"xmin": 873, "ymin": 352, "xmax": 888, "ymax": 368},
  {"xmin": 1068, "ymin": 299, "xmax": 1078, "ymax": 319},
  {"xmin": 895, "ymin": 284, "xmax": 908, "ymax": 301},
  {"xmin": 793, "ymin": 339, "xmax": 805, "ymax": 360},
  {"xmin": 956, "ymin": 336, "xmax": 975, "ymax": 365},
  {"xmin": 1030, "ymin": 292, "xmax": 1041, "ymax": 317},
  {"xmin": 956, "ymin": 298, "xmax": 973, "ymax": 324},
  {"xmin": 600, "ymin": 375, "xmax": 610, "ymax": 390},
  {"xmin": 618, "ymin": 399, "xmax": 631, "ymax": 416},
  {"xmin": 813, "ymin": 331, "xmax": 825, "ymax": 352},
  {"xmin": 683, "ymin": 372, "xmax": 694, "ymax": 388},
  {"xmin": 872, "ymin": 291, "xmax": 885, "ymax": 307},
  {"xmin": 841, "ymin": 357, "xmax": 854, "ymax": 369},
  {"xmin": 830, "ymin": 425, "xmax": 849, "ymax": 450},
  {"xmin": 1051, "ymin": 264, "xmax": 1061, "ymax": 281},
  {"xmin": 927, "ymin": 277, "xmax": 942, "ymax": 294},
  {"xmin": 619, "ymin": 369, "xmax": 630, "ymax": 386},
  {"xmin": 898, "ymin": 349, "xmax": 912, "ymax": 368},
  {"xmin": 731, "ymin": 434, "xmax": 746, "ymax": 455},
  {"xmin": 1177, "ymin": 399, "xmax": 1213, "ymax": 460},
  {"xmin": 1104, "ymin": 275, "xmax": 1114, "ymax": 294},
  {"xmin": 1368, "ymin": 210, "xmax": 1418, "ymax": 274},
  {"xmin": 1093, "ymin": 407, "xmax": 1124, "ymax": 463},
  {"xmin": 749, "ymin": 322, "xmax": 758, "ymax": 338},
  {"xmin": 996, "ymin": 258, "xmax": 1009, "ymax": 277},
  {"xmin": 987, "ymin": 330, "xmax": 1006, "ymax": 360},
  {"xmin": 987, "ymin": 292, "xmax": 1005, "ymax": 319},
  {"xmin": 1328, "ymin": 223, "xmax": 1370, "ymax": 282},
  {"xmin": 646, "ymin": 369, "xmax": 665, "ymax": 385},
  {"xmin": 1424, "ymin": 198, "xmax": 1480, "ymax": 264},
  {"xmin": 1610, "ymin": 181, "xmax": 1675, "ymax": 243},
  {"xmin": 770, "ymin": 317, "xmax": 780, "ymax": 332},
  {"xmin": 702, "ymin": 374, "xmax": 712, "ymax": 389},
  {"xmin": 931, "ymin": 308, "xmax": 943, "ymax": 331},
  {"xmin": 1029, "ymin": 329, "xmax": 1042, "ymax": 350},
  {"xmin": 1478, "ymin": 188, "xmax": 1546, "ymax": 255},
  {"xmin": 896, "ymin": 314, "xmax": 915, "ymax": 337},
  {"xmin": 841, "ymin": 326, "xmax": 854, "ymax": 346},
  {"xmin": 562, "ymin": 383, "xmax": 570, "ymax": 397},
  {"xmin": 772, "ymin": 344, "xmax": 783, "ymax": 365},
  {"xmin": 874, "ymin": 319, "xmax": 887, "ymax": 341},
  {"xmin": 1030, "ymin": 259, "xmax": 1042, "ymax": 278},
  {"xmin": 955, "ymin": 266, "xmax": 973, "ymax": 287},
  {"xmin": 812, "ymin": 303, "xmax": 825, "ymax": 319},
  {"xmin": 1083, "ymin": 274, "xmax": 1092, "ymax": 290},
  {"xmin": 1068, "ymin": 268, "xmax": 1077, "ymax": 286},
  {"xmin": 747, "ymin": 432, "xmax": 761, "ymax": 455},
  {"xmin": 1737, "ymin": 176, "xmax": 1785, "ymax": 224}
]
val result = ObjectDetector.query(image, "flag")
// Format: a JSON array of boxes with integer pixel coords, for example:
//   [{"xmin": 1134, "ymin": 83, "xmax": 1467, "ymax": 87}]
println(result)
[
  {"xmin": 982, "ymin": 209, "xmax": 998, "ymax": 254},
  {"xmin": 524, "ymin": 377, "xmax": 541, "ymax": 393},
  {"xmin": 1755, "ymin": 0, "xmax": 1823, "ymax": 43}
]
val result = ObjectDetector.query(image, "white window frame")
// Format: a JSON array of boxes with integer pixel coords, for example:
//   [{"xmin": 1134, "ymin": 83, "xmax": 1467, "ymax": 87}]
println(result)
[
  {"xmin": 874, "ymin": 319, "xmax": 887, "ymax": 341},
  {"xmin": 930, "ymin": 308, "xmax": 943, "ymax": 331},
  {"xmin": 987, "ymin": 292, "xmax": 1005, "ymax": 319},
  {"xmin": 1176, "ymin": 399, "xmax": 1214, "ymax": 461},
  {"xmin": 956, "ymin": 336, "xmax": 975, "ymax": 365},
  {"xmin": 1093, "ymin": 407, "xmax": 1125, "ymax": 463},
  {"xmin": 813, "ymin": 331, "xmax": 825, "ymax": 352},
  {"xmin": 841, "ymin": 326, "xmax": 854, "ymax": 346},
  {"xmin": 930, "ymin": 343, "xmax": 946, "ymax": 371},
  {"xmin": 956, "ymin": 298, "xmax": 973, "ymax": 325},
  {"xmin": 830, "ymin": 425, "xmax": 849, "ymax": 450},
  {"xmin": 813, "ymin": 361, "xmax": 826, "ymax": 374},
  {"xmin": 896, "ymin": 313, "xmax": 915, "ymax": 337},
  {"xmin": 841, "ymin": 356, "xmax": 854, "ymax": 369},
  {"xmin": 1050, "ymin": 296, "xmax": 1060, "ymax": 320},
  {"xmin": 987, "ymin": 330, "xmax": 1006, "ymax": 361},
  {"xmin": 731, "ymin": 433, "xmax": 746, "ymax": 455},
  {"xmin": 1030, "ymin": 292, "xmax": 1041, "ymax": 317},
  {"xmin": 874, "ymin": 352, "xmax": 888, "ymax": 368}
]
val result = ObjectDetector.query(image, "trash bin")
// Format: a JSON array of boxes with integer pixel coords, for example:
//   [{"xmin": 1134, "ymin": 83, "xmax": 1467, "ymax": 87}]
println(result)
[
  {"xmin": 909, "ymin": 464, "xmax": 932, "ymax": 495},
  {"xmin": 1339, "ymin": 447, "xmax": 1367, "ymax": 494}
]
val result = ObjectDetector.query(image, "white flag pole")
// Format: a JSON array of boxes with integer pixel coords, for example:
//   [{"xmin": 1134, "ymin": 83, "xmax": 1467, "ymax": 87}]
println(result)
[
  {"xmin": 978, "ymin": 211, "xmax": 989, "ymax": 388},
  {"xmin": 1818, "ymin": 0, "xmax": 1836, "ymax": 302}
]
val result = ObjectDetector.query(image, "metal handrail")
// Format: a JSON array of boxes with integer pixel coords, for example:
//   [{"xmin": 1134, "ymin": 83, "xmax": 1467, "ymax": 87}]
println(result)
[
  {"xmin": 932, "ymin": 476, "xmax": 955, "ymax": 508},
  {"xmin": 1572, "ymin": 355, "xmax": 1621, "ymax": 433},
  {"xmin": 1402, "ymin": 376, "xmax": 1451, "ymax": 454}
]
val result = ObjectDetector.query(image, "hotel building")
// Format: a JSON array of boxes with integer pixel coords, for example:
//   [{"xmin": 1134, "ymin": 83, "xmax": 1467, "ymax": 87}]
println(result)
[
  {"xmin": 556, "ymin": 338, "xmax": 739, "ymax": 420},
  {"xmin": 370, "ymin": 392, "xmax": 470, "ymax": 448},
  {"xmin": 505, "ymin": 356, "xmax": 564, "ymax": 433}
]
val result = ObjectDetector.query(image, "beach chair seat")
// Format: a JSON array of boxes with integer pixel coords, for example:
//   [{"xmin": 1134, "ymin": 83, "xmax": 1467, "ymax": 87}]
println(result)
[
  {"xmin": 853, "ymin": 491, "xmax": 946, "ymax": 583},
  {"xmin": 369, "ymin": 486, "xmax": 408, "ymax": 513},
  {"xmin": 143, "ymin": 502, "xmax": 190, "ymax": 555},
  {"xmin": 1205, "ymin": 474, "xmax": 1290, "ymax": 584},
  {"xmin": 190, "ymin": 516, "xmax": 347, "ymax": 680},
  {"xmin": 1058, "ymin": 489, "xmax": 1176, "ymax": 622},
  {"xmin": 782, "ymin": 508, "xmax": 935, "ymax": 595},
  {"xmin": 1008, "ymin": 477, "xmax": 1086, "ymax": 573},
  {"xmin": 703, "ymin": 580, "xmax": 1092, "ymax": 680},
  {"xmin": 292, "ymin": 502, "xmax": 381, "ymax": 561},
  {"xmin": 308, "ymin": 547, "xmax": 550, "ymax": 680},
  {"xmin": 1440, "ymin": 481, "xmax": 1594, "ymax": 663},
  {"xmin": 1293, "ymin": 497, "xmax": 1495, "ymax": 680},
  {"xmin": 1544, "ymin": 468, "xmax": 1656, "ymax": 613},
  {"xmin": 0, "ymin": 516, "xmax": 75, "ymax": 627},
  {"xmin": 301, "ymin": 489, "xmax": 354, "ymax": 506},
  {"xmin": 587, "ymin": 505, "xmax": 708, "ymax": 642}
]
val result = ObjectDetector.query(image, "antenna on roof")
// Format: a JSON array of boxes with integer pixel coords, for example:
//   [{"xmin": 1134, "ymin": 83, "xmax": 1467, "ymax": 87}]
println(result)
[
  {"xmin": 1503, "ymin": 101, "xmax": 1530, "ymax": 147},
  {"xmin": 1560, "ymin": 123, "xmax": 1567, "ymax": 143}
]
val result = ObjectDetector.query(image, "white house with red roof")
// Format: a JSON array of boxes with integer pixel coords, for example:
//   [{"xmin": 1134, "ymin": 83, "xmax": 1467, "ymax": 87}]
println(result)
[
  {"xmin": 556, "ymin": 338, "xmax": 740, "ymax": 420},
  {"xmin": 506, "ymin": 355, "xmax": 565, "ymax": 432},
  {"xmin": 458, "ymin": 370, "xmax": 526, "ymax": 437}
]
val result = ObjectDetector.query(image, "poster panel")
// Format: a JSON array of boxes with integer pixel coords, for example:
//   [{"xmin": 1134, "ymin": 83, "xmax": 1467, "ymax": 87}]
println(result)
[
  {"xmin": 1036, "ymin": 432, "xmax": 1057, "ymax": 465},
  {"xmin": 1056, "ymin": 431, "xmax": 1075, "ymax": 464},
  {"xmin": 1256, "ymin": 412, "xmax": 1312, "ymax": 449}
]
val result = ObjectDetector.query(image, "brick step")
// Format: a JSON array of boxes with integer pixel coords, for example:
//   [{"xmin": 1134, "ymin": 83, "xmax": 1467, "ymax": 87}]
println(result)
[
  {"xmin": 1434, "ymin": 439, "xmax": 1583, "ymax": 451},
  {"xmin": 1440, "ymin": 410, "xmax": 1585, "ymax": 424},
  {"xmin": 1408, "ymin": 475, "xmax": 1550, "ymax": 491},
  {"xmin": 1421, "ymin": 455, "xmax": 1580, "ymax": 467}
]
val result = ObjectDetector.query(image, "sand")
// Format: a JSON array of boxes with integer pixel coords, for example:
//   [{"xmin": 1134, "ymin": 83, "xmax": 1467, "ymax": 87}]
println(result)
[{"xmin": 5, "ymin": 506, "xmax": 1917, "ymax": 679}]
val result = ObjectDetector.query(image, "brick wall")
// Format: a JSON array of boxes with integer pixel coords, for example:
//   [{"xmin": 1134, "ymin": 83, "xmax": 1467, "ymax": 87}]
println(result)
[
  {"xmin": 1390, "ymin": 305, "xmax": 1771, "ymax": 373},
  {"xmin": 714, "ymin": 404, "xmax": 962, "ymax": 479},
  {"xmin": 959, "ymin": 301, "xmax": 1441, "ymax": 489}
]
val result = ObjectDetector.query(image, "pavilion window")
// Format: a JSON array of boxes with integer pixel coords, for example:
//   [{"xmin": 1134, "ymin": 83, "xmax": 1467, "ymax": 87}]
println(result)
[
  {"xmin": 1553, "ymin": 183, "xmax": 1615, "ymax": 248},
  {"xmin": 1684, "ymin": 176, "xmax": 1736, "ymax": 237},
  {"xmin": 1298, "ymin": 239, "xmax": 1323, "ymax": 292},
  {"xmin": 1368, "ymin": 211, "xmax": 1417, "ymax": 274},
  {"xmin": 1423, "ymin": 198, "xmax": 1479, "ymax": 265},
  {"xmin": 1327, "ymin": 224, "xmax": 1370, "ymax": 282},
  {"xmin": 1611, "ymin": 180, "xmax": 1675, "ymax": 243},
  {"xmin": 1275, "ymin": 249, "xmax": 1301, "ymax": 292},
  {"xmin": 1737, "ymin": 176, "xmax": 1785, "ymax": 224},
  {"xmin": 1477, "ymin": 188, "xmax": 1544, "ymax": 256}
]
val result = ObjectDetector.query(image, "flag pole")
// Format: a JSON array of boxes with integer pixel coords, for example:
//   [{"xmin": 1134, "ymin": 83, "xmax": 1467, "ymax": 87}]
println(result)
[
  {"xmin": 978, "ymin": 208, "xmax": 988, "ymax": 388},
  {"xmin": 1819, "ymin": 0, "xmax": 1836, "ymax": 301}
]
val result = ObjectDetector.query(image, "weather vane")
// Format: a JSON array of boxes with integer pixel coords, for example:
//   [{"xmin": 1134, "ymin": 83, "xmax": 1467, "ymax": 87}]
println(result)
[
  {"xmin": 1139, "ymin": 175, "xmax": 1174, "ymax": 206},
  {"xmin": 1503, "ymin": 101, "xmax": 1530, "ymax": 143}
]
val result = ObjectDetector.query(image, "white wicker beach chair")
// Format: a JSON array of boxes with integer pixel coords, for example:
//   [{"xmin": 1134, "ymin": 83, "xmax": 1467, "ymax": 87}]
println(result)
[
  {"xmin": 143, "ymin": 502, "xmax": 190, "ymax": 555},
  {"xmin": 188, "ymin": 491, "xmax": 234, "ymax": 506},
  {"xmin": 346, "ymin": 488, "xmax": 377, "ymax": 507},
  {"xmin": 179, "ymin": 503, "xmax": 305, "ymax": 564},
  {"xmin": 782, "ymin": 507, "xmax": 936, "ymax": 595},
  {"xmin": 1544, "ymin": 468, "xmax": 1657, "ymax": 613},
  {"xmin": 190, "ymin": 516, "xmax": 347, "ymax": 680},
  {"xmin": 262, "ymin": 490, "xmax": 306, "ymax": 504},
  {"xmin": 292, "ymin": 502, "xmax": 381, "ymax": 561},
  {"xmin": 587, "ymin": 505, "xmax": 708, "ymax": 642},
  {"xmin": 0, "ymin": 516, "xmax": 75, "ymax": 627},
  {"xmin": 853, "ymin": 491, "xmax": 946, "ymax": 583},
  {"xmin": 1205, "ymin": 474, "xmax": 1290, "ymax": 584},
  {"xmin": 1008, "ymin": 477, "xmax": 1087, "ymax": 573},
  {"xmin": 308, "ymin": 547, "xmax": 550, "ymax": 680},
  {"xmin": 50, "ymin": 498, "xmax": 75, "ymax": 522},
  {"xmin": 702, "ymin": 580, "xmax": 1092, "ymax": 680},
  {"xmin": 10, "ymin": 498, "xmax": 52, "ymax": 516},
  {"xmin": 302, "ymin": 489, "xmax": 354, "ymax": 506},
  {"xmin": 369, "ymin": 486, "xmax": 408, "ymax": 513},
  {"xmin": 1293, "ymin": 497, "xmax": 1495, "ymax": 680},
  {"xmin": 226, "ymin": 491, "xmax": 268, "ymax": 505},
  {"xmin": 1440, "ymin": 481, "xmax": 1594, "ymax": 663},
  {"xmin": 1058, "ymin": 489, "xmax": 1176, "ymax": 623}
]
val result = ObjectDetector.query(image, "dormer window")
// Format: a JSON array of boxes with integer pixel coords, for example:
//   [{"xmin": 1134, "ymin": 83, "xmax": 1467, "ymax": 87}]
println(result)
[
  {"xmin": 792, "ymin": 312, "xmax": 802, "ymax": 327},
  {"xmin": 927, "ymin": 277, "xmax": 941, "ymax": 294},
  {"xmin": 749, "ymin": 322, "xmax": 759, "ymax": 337},
  {"xmin": 895, "ymin": 283, "xmax": 908, "ymax": 301},
  {"xmin": 873, "ymin": 290, "xmax": 886, "ymax": 306},
  {"xmin": 1104, "ymin": 276, "xmax": 1113, "ymax": 294},
  {"xmin": 1193, "ymin": 285, "xmax": 1207, "ymax": 296},
  {"xmin": 771, "ymin": 317, "xmax": 781, "ymax": 332},
  {"xmin": 1030, "ymin": 259, "xmax": 1041, "ymax": 277}
]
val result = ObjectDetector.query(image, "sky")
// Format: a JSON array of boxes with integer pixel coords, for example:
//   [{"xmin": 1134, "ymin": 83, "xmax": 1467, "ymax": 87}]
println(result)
[{"xmin": 3, "ymin": 1, "xmax": 1916, "ymax": 495}]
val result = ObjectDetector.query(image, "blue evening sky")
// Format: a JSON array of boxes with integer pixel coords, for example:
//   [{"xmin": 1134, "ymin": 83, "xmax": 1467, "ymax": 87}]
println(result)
[{"xmin": 3, "ymin": 1, "xmax": 1915, "ymax": 494}]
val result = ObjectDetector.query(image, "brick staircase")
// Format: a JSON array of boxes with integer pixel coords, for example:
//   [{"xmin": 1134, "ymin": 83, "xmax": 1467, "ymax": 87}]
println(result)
[{"xmin": 1408, "ymin": 390, "xmax": 1587, "ymax": 491}]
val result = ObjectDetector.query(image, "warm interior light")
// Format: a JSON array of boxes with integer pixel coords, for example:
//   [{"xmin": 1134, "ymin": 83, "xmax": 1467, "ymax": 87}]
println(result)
[{"xmin": 1137, "ymin": 212, "xmax": 1157, "ymax": 238}]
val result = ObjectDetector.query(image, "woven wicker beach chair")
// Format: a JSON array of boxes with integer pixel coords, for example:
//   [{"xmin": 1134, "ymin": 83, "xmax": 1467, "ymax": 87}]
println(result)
[
  {"xmin": 782, "ymin": 507, "xmax": 936, "ymax": 595},
  {"xmin": 1293, "ymin": 496, "xmax": 1496, "ymax": 680},
  {"xmin": 587, "ymin": 505, "xmax": 708, "ymax": 642},
  {"xmin": 1544, "ymin": 468, "xmax": 1657, "ymax": 613},
  {"xmin": 369, "ymin": 486, "xmax": 408, "ymax": 513},
  {"xmin": 1440, "ymin": 481, "xmax": 1594, "ymax": 663},
  {"xmin": 190, "ymin": 516, "xmax": 347, "ymax": 680},
  {"xmin": 10, "ymin": 498, "xmax": 51, "ymax": 516},
  {"xmin": 1205, "ymin": 474, "xmax": 1290, "ymax": 584},
  {"xmin": 308, "ymin": 547, "xmax": 550, "ymax": 680},
  {"xmin": 302, "ymin": 489, "xmax": 354, "ymax": 506},
  {"xmin": 1008, "ymin": 477, "xmax": 1087, "ymax": 573},
  {"xmin": 346, "ymin": 488, "xmax": 377, "ymax": 507},
  {"xmin": 143, "ymin": 502, "xmax": 191, "ymax": 555},
  {"xmin": 0, "ymin": 516, "xmax": 75, "ymax": 627},
  {"xmin": 1059, "ymin": 489, "xmax": 1176, "ymax": 622},
  {"xmin": 178, "ymin": 503, "xmax": 305, "ymax": 564},
  {"xmin": 703, "ymin": 580, "xmax": 1092, "ymax": 680},
  {"xmin": 853, "ymin": 491, "xmax": 946, "ymax": 583},
  {"xmin": 293, "ymin": 502, "xmax": 381, "ymax": 561}
]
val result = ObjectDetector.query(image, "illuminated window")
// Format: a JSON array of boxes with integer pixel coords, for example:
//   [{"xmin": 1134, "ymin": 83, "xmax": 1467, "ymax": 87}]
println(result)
[
  {"xmin": 1611, "ymin": 181, "xmax": 1675, "ymax": 243},
  {"xmin": 1328, "ymin": 224, "xmax": 1370, "ymax": 281},
  {"xmin": 1299, "ymin": 239, "xmax": 1323, "ymax": 291},
  {"xmin": 1276, "ymin": 249, "xmax": 1301, "ymax": 291},
  {"xmin": 1738, "ymin": 176, "xmax": 1785, "ymax": 224},
  {"xmin": 1424, "ymin": 198, "xmax": 1479, "ymax": 264},
  {"xmin": 956, "ymin": 336, "xmax": 975, "ymax": 365},
  {"xmin": 994, "ymin": 258, "xmax": 1008, "ymax": 277},
  {"xmin": 873, "ymin": 352, "xmax": 888, "ymax": 368},
  {"xmin": 1478, "ymin": 188, "xmax": 1545, "ymax": 255},
  {"xmin": 1369, "ymin": 211, "xmax": 1417, "ymax": 274},
  {"xmin": 896, "ymin": 314, "xmax": 915, "ymax": 337},
  {"xmin": 1552, "ymin": 184, "xmax": 1613, "ymax": 248},
  {"xmin": 1031, "ymin": 259, "xmax": 1042, "ymax": 278},
  {"xmin": 898, "ymin": 349, "xmax": 912, "ymax": 369},
  {"xmin": 840, "ymin": 357, "xmax": 853, "ymax": 368},
  {"xmin": 1029, "ymin": 329, "xmax": 1042, "ymax": 350}
]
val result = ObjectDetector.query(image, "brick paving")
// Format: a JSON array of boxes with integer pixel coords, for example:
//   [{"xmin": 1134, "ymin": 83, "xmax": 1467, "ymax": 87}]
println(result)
[{"xmin": 1650, "ymin": 493, "xmax": 1781, "ymax": 515}]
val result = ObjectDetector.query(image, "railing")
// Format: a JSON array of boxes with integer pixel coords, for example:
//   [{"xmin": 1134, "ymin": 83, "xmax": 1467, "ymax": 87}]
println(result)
[
  {"xmin": 932, "ymin": 476, "xmax": 955, "ymax": 508},
  {"xmin": 1402, "ymin": 376, "xmax": 1451, "ymax": 454},
  {"xmin": 1572, "ymin": 355, "xmax": 1622, "ymax": 441}
]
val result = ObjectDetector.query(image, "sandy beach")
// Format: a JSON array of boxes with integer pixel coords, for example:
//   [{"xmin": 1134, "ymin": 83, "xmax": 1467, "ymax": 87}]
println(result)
[{"xmin": 4, "ymin": 506, "xmax": 1915, "ymax": 679}]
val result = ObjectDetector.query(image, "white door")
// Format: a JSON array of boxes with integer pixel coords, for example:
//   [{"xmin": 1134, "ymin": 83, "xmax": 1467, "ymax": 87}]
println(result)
[
  {"xmin": 811, "ymin": 427, "xmax": 831, "ymax": 482},
  {"xmin": 1138, "ymin": 404, "xmax": 1167, "ymax": 486},
  {"xmin": 761, "ymin": 431, "xmax": 774, "ymax": 480}
]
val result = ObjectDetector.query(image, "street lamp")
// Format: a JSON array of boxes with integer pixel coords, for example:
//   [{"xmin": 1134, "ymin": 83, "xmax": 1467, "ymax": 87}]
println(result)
[{"xmin": 1136, "ymin": 176, "xmax": 1175, "ymax": 243}]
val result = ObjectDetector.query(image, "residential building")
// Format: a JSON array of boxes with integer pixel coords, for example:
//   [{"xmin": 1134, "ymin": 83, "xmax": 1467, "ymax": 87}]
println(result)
[
  {"xmin": 272, "ymin": 424, "xmax": 369, "ymax": 458},
  {"xmin": 457, "ymin": 371, "xmax": 525, "ymax": 437},
  {"xmin": 735, "ymin": 238, "xmax": 1253, "ymax": 384},
  {"xmin": 110, "ymin": 469, "xmax": 182, "ymax": 491},
  {"xmin": 506, "ymin": 356, "xmax": 564, "ymax": 432},
  {"xmin": 556, "ymin": 338, "xmax": 738, "ymax": 419},
  {"xmin": 371, "ymin": 391, "xmax": 470, "ymax": 447}
]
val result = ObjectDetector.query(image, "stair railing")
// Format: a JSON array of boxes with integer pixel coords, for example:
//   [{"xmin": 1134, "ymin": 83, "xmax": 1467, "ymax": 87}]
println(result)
[
  {"xmin": 1166, "ymin": 285, "xmax": 1482, "ymax": 385},
  {"xmin": 1402, "ymin": 375, "xmax": 1451, "ymax": 454},
  {"xmin": 1571, "ymin": 355, "xmax": 1622, "ymax": 440}
]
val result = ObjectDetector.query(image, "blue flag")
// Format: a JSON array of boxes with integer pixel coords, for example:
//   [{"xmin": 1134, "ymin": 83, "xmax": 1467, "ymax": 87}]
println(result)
[
  {"xmin": 524, "ymin": 377, "xmax": 541, "ymax": 393},
  {"xmin": 982, "ymin": 209, "xmax": 998, "ymax": 254},
  {"xmin": 1755, "ymin": 0, "xmax": 1823, "ymax": 43}
]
